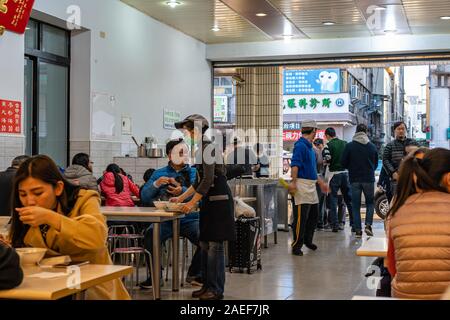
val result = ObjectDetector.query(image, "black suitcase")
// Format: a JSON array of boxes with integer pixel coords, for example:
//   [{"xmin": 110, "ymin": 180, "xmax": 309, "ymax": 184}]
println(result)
[{"xmin": 228, "ymin": 217, "xmax": 262, "ymax": 274}]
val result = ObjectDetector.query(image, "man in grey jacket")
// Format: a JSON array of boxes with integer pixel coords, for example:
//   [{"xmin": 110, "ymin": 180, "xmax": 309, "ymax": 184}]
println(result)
[{"xmin": 64, "ymin": 153, "xmax": 98, "ymax": 191}]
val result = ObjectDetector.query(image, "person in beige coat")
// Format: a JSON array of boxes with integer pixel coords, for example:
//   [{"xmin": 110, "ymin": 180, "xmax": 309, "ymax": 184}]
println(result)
[
  {"xmin": 9, "ymin": 155, "xmax": 130, "ymax": 300},
  {"xmin": 386, "ymin": 148, "xmax": 450, "ymax": 300}
]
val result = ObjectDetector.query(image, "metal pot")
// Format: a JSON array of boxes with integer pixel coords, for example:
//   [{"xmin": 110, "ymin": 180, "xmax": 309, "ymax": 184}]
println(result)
[
  {"xmin": 147, "ymin": 148, "xmax": 164, "ymax": 158},
  {"xmin": 138, "ymin": 145, "xmax": 147, "ymax": 158}
]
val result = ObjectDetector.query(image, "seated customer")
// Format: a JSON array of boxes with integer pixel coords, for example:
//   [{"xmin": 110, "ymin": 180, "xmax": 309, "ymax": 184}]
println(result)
[
  {"xmin": 386, "ymin": 148, "xmax": 450, "ymax": 299},
  {"xmin": 0, "ymin": 240, "xmax": 23, "ymax": 290},
  {"xmin": 64, "ymin": 153, "xmax": 98, "ymax": 191},
  {"xmin": 0, "ymin": 155, "xmax": 30, "ymax": 216},
  {"xmin": 100, "ymin": 164, "xmax": 139, "ymax": 207},
  {"xmin": 9, "ymin": 155, "xmax": 130, "ymax": 300},
  {"xmin": 140, "ymin": 138, "xmax": 202, "ymax": 288}
]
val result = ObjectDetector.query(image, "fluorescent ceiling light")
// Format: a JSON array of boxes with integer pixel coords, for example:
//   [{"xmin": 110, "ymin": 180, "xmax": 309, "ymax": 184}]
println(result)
[
  {"xmin": 384, "ymin": 29, "xmax": 397, "ymax": 34},
  {"xmin": 166, "ymin": 1, "xmax": 182, "ymax": 8},
  {"xmin": 374, "ymin": 6, "xmax": 387, "ymax": 11},
  {"xmin": 212, "ymin": 26, "xmax": 220, "ymax": 32},
  {"xmin": 256, "ymin": 13, "xmax": 267, "ymax": 17},
  {"xmin": 322, "ymin": 21, "xmax": 335, "ymax": 26},
  {"xmin": 440, "ymin": 16, "xmax": 450, "ymax": 20}
]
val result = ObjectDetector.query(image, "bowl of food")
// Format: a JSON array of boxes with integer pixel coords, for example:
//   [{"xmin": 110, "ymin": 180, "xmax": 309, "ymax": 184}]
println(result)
[
  {"xmin": 16, "ymin": 248, "xmax": 47, "ymax": 266},
  {"xmin": 153, "ymin": 201, "xmax": 170, "ymax": 210},
  {"xmin": 165, "ymin": 202, "xmax": 184, "ymax": 212}
]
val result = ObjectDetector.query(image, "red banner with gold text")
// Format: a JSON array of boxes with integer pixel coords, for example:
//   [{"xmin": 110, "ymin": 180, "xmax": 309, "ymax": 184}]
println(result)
[
  {"xmin": 0, "ymin": 99, "xmax": 22, "ymax": 134},
  {"xmin": 0, "ymin": 0, "xmax": 35, "ymax": 34}
]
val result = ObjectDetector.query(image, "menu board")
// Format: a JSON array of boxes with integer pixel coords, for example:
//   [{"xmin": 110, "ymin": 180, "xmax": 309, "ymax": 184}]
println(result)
[
  {"xmin": 214, "ymin": 96, "xmax": 228, "ymax": 123},
  {"xmin": 0, "ymin": 99, "xmax": 21, "ymax": 134}
]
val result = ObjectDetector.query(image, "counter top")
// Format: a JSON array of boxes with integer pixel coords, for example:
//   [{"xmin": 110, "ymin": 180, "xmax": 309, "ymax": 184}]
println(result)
[{"xmin": 228, "ymin": 178, "xmax": 279, "ymax": 186}]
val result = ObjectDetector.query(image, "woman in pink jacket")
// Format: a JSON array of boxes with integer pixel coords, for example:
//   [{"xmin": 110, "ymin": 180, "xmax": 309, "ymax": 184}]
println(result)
[{"xmin": 100, "ymin": 164, "xmax": 139, "ymax": 207}]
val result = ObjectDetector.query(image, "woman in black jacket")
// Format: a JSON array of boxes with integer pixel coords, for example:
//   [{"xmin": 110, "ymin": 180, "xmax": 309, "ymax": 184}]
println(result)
[
  {"xmin": 171, "ymin": 114, "xmax": 236, "ymax": 301},
  {"xmin": 0, "ymin": 240, "xmax": 23, "ymax": 290}
]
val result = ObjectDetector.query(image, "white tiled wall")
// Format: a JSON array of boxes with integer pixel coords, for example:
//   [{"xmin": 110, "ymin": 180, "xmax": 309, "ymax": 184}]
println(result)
[
  {"xmin": 0, "ymin": 136, "xmax": 25, "ymax": 171},
  {"xmin": 113, "ymin": 156, "xmax": 169, "ymax": 186}
]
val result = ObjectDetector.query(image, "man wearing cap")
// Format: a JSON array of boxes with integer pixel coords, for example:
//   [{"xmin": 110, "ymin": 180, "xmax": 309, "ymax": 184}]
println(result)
[{"xmin": 288, "ymin": 120, "xmax": 327, "ymax": 256}]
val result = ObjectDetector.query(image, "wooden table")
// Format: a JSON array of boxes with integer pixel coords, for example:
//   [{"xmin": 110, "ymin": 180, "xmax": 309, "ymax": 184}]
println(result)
[
  {"xmin": 356, "ymin": 236, "xmax": 388, "ymax": 257},
  {"xmin": 101, "ymin": 206, "xmax": 185, "ymax": 300},
  {"xmin": 352, "ymin": 295, "xmax": 399, "ymax": 300},
  {"xmin": 0, "ymin": 264, "xmax": 132, "ymax": 300}
]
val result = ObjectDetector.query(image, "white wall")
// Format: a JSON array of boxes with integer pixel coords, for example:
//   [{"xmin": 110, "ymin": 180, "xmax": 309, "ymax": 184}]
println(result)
[
  {"xmin": 430, "ymin": 88, "xmax": 450, "ymax": 149},
  {"xmin": 207, "ymin": 34, "xmax": 450, "ymax": 61}
]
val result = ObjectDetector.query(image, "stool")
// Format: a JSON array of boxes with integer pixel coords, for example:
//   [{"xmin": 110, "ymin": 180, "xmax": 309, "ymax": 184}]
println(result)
[{"xmin": 111, "ymin": 247, "xmax": 155, "ymax": 299}]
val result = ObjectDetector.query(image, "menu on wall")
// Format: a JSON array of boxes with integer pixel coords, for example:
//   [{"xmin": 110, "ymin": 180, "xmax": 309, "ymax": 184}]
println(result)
[
  {"xmin": 0, "ymin": 0, "xmax": 35, "ymax": 35},
  {"xmin": 0, "ymin": 99, "xmax": 21, "ymax": 134}
]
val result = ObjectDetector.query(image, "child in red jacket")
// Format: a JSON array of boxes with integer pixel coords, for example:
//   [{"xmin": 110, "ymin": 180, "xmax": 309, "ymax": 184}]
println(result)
[{"xmin": 100, "ymin": 164, "xmax": 139, "ymax": 207}]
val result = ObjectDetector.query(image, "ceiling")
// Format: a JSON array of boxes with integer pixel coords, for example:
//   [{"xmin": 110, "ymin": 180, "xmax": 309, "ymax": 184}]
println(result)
[{"xmin": 121, "ymin": 0, "xmax": 450, "ymax": 44}]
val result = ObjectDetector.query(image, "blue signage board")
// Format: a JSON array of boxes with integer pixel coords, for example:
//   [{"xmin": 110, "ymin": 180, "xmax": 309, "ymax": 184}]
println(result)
[{"xmin": 284, "ymin": 69, "xmax": 341, "ymax": 95}]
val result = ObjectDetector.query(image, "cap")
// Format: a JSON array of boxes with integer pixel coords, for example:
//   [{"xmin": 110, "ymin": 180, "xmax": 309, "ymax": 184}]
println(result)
[
  {"xmin": 175, "ymin": 114, "xmax": 209, "ymax": 131},
  {"xmin": 301, "ymin": 120, "xmax": 318, "ymax": 129}
]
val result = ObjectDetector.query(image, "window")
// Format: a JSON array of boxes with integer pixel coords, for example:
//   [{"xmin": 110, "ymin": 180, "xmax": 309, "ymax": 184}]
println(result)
[{"xmin": 24, "ymin": 20, "xmax": 70, "ymax": 167}]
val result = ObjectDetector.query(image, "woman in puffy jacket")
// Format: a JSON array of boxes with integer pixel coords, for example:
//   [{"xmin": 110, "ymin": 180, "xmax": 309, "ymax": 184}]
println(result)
[
  {"xmin": 386, "ymin": 148, "xmax": 450, "ymax": 299},
  {"xmin": 99, "ymin": 164, "xmax": 139, "ymax": 207}
]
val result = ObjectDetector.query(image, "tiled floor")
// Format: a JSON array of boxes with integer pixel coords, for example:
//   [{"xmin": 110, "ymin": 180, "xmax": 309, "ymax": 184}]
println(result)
[{"xmin": 130, "ymin": 221, "xmax": 385, "ymax": 300}]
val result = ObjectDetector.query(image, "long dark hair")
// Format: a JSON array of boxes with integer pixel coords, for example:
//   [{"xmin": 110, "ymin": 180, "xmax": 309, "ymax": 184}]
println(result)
[
  {"xmin": 10, "ymin": 155, "xmax": 80, "ymax": 248},
  {"xmin": 387, "ymin": 148, "xmax": 450, "ymax": 218},
  {"xmin": 106, "ymin": 164, "xmax": 124, "ymax": 193}
]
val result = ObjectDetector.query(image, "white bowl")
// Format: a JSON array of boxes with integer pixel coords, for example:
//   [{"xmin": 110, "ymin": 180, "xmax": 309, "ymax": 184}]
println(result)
[
  {"xmin": 153, "ymin": 201, "xmax": 170, "ymax": 210},
  {"xmin": 16, "ymin": 248, "xmax": 47, "ymax": 266}
]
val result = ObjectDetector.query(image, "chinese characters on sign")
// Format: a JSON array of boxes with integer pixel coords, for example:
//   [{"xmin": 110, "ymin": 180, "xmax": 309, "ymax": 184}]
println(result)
[
  {"xmin": 283, "ymin": 122, "xmax": 301, "ymax": 130},
  {"xmin": 214, "ymin": 96, "xmax": 228, "ymax": 123},
  {"xmin": 0, "ymin": 99, "xmax": 21, "ymax": 134},
  {"xmin": 283, "ymin": 93, "xmax": 350, "ymax": 115},
  {"xmin": 283, "ymin": 69, "xmax": 341, "ymax": 95},
  {"xmin": 163, "ymin": 109, "xmax": 181, "ymax": 130},
  {"xmin": 283, "ymin": 129, "xmax": 325, "ymax": 142},
  {"xmin": 0, "ymin": 0, "xmax": 35, "ymax": 35}
]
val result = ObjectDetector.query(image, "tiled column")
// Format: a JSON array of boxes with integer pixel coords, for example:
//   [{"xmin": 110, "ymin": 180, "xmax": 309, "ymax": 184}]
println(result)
[
  {"xmin": 236, "ymin": 67, "xmax": 283, "ymax": 177},
  {"xmin": 0, "ymin": 136, "xmax": 25, "ymax": 170}
]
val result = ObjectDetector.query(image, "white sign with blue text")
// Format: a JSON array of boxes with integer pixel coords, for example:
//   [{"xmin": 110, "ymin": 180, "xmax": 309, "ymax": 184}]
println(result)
[
  {"xmin": 284, "ymin": 69, "xmax": 341, "ymax": 95},
  {"xmin": 283, "ymin": 93, "xmax": 350, "ymax": 115}
]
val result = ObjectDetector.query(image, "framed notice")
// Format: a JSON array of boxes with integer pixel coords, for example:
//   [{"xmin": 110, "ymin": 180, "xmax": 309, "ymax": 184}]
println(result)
[
  {"xmin": 0, "ymin": 99, "xmax": 21, "ymax": 135},
  {"xmin": 163, "ymin": 109, "xmax": 181, "ymax": 130}
]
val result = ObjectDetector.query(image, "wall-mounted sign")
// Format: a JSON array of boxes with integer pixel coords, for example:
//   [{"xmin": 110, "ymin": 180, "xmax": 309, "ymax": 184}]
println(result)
[
  {"xmin": 163, "ymin": 109, "xmax": 181, "ymax": 130},
  {"xmin": 214, "ymin": 96, "xmax": 228, "ymax": 123},
  {"xmin": 0, "ymin": 0, "xmax": 35, "ymax": 35},
  {"xmin": 283, "ymin": 129, "xmax": 325, "ymax": 142},
  {"xmin": 284, "ymin": 69, "xmax": 341, "ymax": 95},
  {"xmin": 283, "ymin": 93, "xmax": 350, "ymax": 115},
  {"xmin": 283, "ymin": 122, "xmax": 301, "ymax": 131},
  {"xmin": 0, "ymin": 99, "xmax": 21, "ymax": 134}
]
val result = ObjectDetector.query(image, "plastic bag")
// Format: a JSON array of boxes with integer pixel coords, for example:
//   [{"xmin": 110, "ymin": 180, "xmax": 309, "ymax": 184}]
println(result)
[{"xmin": 234, "ymin": 197, "xmax": 256, "ymax": 218}]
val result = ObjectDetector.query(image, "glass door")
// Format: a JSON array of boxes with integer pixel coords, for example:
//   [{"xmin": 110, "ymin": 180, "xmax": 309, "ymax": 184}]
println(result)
[{"xmin": 24, "ymin": 57, "xmax": 34, "ymax": 156}]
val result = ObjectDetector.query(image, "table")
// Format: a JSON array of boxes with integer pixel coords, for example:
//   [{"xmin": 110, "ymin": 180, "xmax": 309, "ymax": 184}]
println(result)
[
  {"xmin": 356, "ymin": 236, "xmax": 388, "ymax": 257},
  {"xmin": 101, "ymin": 206, "xmax": 185, "ymax": 300},
  {"xmin": 352, "ymin": 295, "xmax": 399, "ymax": 300},
  {"xmin": 0, "ymin": 264, "xmax": 132, "ymax": 300}
]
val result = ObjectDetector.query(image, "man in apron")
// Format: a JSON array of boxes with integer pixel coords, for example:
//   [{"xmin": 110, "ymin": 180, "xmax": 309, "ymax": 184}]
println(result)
[{"xmin": 288, "ymin": 120, "xmax": 328, "ymax": 256}]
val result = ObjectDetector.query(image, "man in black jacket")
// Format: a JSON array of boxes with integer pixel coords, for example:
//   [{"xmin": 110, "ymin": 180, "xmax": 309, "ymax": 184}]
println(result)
[
  {"xmin": 0, "ymin": 241, "xmax": 23, "ymax": 290},
  {"xmin": 382, "ymin": 122, "xmax": 417, "ymax": 202},
  {"xmin": 0, "ymin": 155, "xmax": 30, "ymax": 216},
  {"xmin": 341, "ymin": 124, "xmax": 379, "ymax": 237}
]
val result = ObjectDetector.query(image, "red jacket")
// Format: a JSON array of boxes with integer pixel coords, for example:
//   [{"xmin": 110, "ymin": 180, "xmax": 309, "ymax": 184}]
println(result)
[{"xmin": 100, "ymin": 172, "xmax": 139, "ymax": 207}]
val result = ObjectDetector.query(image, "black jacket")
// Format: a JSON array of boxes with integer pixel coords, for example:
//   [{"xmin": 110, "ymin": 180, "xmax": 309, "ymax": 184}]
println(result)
[
  {"xmin": 341, "ymin": 135, "xmax": 379, "ymax": 183},
  {"xmin": 0, "ymin": 167, "xmax": 16, "ymax": 216},
  {"xmin": 0, "ymin": 243, "xmax": 23, "ymax": 290},
  {"xmin": 382, "ymin": 138, "xmax": 415, "ymax": 177}
]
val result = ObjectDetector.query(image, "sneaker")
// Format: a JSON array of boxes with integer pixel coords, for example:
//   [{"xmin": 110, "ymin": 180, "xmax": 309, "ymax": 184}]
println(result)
[
  {"xmin": 316, "ymin": 224, "xmax": 324, "ymax": 231},
  {"xmin": 292, "ymin": 247, "xmax": 304, "ymax": 256},
  {"xmin": 365, "ymin": 225, "xmax": 374, "ymax": 237},
  {"xmin": 305, "ymin": 243, "xmax": 318, "ymax": 251},
  {"xmin": 332, "ymin": 227, "xmax": 339, "ymax": 233},
  {"xmin": 338, "ymin": 223, "xmax": 345, "ymax": 231},
  {"xmin": 355, "ymin": 231, "xmax": 363, "ymax": 238}
]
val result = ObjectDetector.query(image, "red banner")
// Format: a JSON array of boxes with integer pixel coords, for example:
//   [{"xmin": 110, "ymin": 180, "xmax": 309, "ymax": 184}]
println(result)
[
  {"xmin": 0, "ymin": 99, "xmax": 21, "ymax": 134},
  {"xmin": 283, "ymin": 130, "xmax": 325, "ymax": 142},
  {"xmin": 0, "ymin": 0, "xmax": 35, "ymax": 34}
]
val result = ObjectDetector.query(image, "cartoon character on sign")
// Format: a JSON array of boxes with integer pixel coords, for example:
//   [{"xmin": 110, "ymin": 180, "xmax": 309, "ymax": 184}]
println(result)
[{"xmin": 316, "ymin": 71, "xmax": 339, "ymax": 92}]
